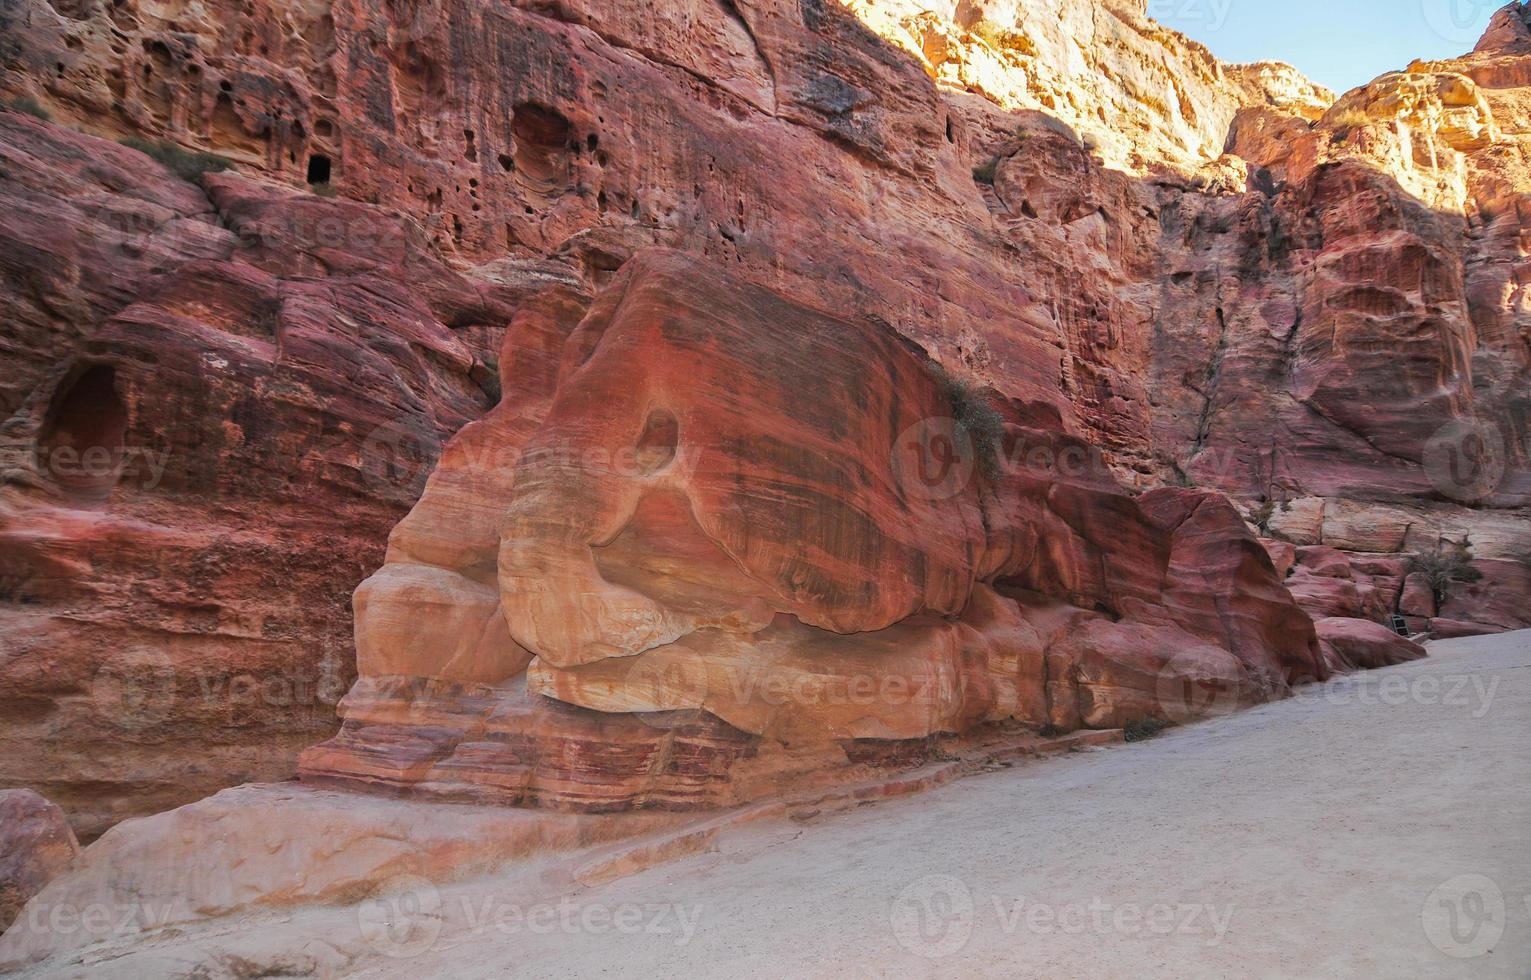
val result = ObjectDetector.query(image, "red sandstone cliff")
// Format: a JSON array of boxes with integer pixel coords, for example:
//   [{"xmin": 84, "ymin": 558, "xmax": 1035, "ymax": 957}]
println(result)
[{"xmin": 0, "ymin": 0, "xmax": 1526, "ymax": 833}]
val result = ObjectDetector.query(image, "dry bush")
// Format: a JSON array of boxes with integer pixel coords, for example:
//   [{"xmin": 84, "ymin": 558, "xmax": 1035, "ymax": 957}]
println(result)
[
  {"xmin": 2, "ymin": 96, "xmax": 50, "ymax": 120},
  {"xmin": 932, "ymin": 364, "xmax": 1005, "ymax": 479},
  {"xmin": 1409, "ymin": 542, "xmax": 1483, "ymax": 604},
  {"xmin": 120, "ymin": 137, "xmax": 232, "ymax": 182}
]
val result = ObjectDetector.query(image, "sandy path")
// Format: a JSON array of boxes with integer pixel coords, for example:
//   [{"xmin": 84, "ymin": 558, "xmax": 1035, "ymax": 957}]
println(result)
[{"xmin": 349, "ymin": 630, "xmax": 1531, "ymax": 979}]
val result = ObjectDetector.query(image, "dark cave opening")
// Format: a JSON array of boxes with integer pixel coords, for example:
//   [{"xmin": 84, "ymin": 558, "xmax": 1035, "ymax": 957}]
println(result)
[
  {"xmin": 306, "ymin": 153, "xmax": 331, "ymax": 185},
  {"xmin": 38, "ymin": 365, "xmax": 129, "ymax": 504}
]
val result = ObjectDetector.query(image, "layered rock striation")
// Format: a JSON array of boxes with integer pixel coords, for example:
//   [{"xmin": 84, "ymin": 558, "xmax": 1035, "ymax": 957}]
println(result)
[
  {"xmin": 298, "ymin": 249, "xmax": 1334, "ymax": 811},
  {"xmin": 0, "ymin": 790, "xmax": 78, "ymax": 934},
  {"xmin": 0, "ymin": 0, "xmax": 1526, "ymax": 830},
  {"xmin": 0, "ymin": 113, "xmax": 521, "ymax": 836}
]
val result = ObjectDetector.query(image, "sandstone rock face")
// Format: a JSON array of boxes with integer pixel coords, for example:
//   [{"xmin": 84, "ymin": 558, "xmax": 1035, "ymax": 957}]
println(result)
[
  {"xmin": 1476, "ymin": 2, "xmax": 1531, "ymax": 54},
  {"xmin": 1, "ymin": 0, "xmax": 1528, "ymax": 832},
  {"xmin": 0, "ymin": 782, "xmax": 685, "ymax": 970},
  {"xmin": 844, "ymin": 0, "xmax": 1332, "ymax": 173},
  {"xmin": 1275, "ymin": 542, "xmax": 1529, "ymax": 638},
  {"xmin": 3, "ymin": 0, "xmax": 1526, "ymax": 502},
  {"xmin": 1399, "ymin": 573, "xmax": 1437, "ymax": 619},
  {"xmin": 1439, "ymin": 557, "xmax": 1531, "ymax": 632},
  {"xmin": 0, "ymin": 790, "xmax": 79, "ymax": 933},
  {"xmin": 1284, "ymin": 547, "xmax": 1400, "ymax": 622},
  {"xmin": 0, "ymin": 113, "xmax": 521, "ymax": 837},
  {"xmin": 1314, "ymin": 617, "xmax": 1427, "ymax": 674},
  {"xmin": 298, "ymin": 250, "xmax": 1336, "ymax": 811}
]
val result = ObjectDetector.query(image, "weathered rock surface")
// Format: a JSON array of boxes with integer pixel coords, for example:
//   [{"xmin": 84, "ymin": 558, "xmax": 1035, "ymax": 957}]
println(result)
[
  {"xmin": 0, "ymin": 112, "xmax": 520, "ymax": 837},
  {"xmin": 3, "ymin": 725, "xmax": 1133, "ymax": 969},
  {"xmin": 299, "ymin": 250, "xmax": 1336, "ymax": 811},
  {"xmin": 1314, "ymin": 617, "xmax": 1427, "ymax": 673},
  {"xmin": 1440, "ymin": 557, "xmax": 1531, "ymax": 632},
  {"xmin": 0, "ymin": 782, "xmax": 685, "ymax": 970},
  {"xmin": 846, "ymin": 0, "xmax": 1331, "ymax": 173},
  {"xmin": 0, "ymin": 790, "xmax": 78, "ymax": 934},
  {"xmin": 1270, "ymin": 539, "xmax": 1531, "ymax": 638},
  {"xmin": 0, "ymin": 0, "xmax": 1527, "ymax": 834}
]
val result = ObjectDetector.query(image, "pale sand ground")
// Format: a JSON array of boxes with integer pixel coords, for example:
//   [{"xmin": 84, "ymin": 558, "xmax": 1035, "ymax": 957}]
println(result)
[
  {"xmin": 352, "ymin": 630, "xmax": 1531, "ymax": 979},
  {"xmin": 18, "ymin": 630, "xmax": 1531, "ymax": 978}
]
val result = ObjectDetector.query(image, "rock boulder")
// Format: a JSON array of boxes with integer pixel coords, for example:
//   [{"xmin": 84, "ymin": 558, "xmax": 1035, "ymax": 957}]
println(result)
[{"xmin": 0, "ymin": 790, "xmax": 79, "ymax": 933}]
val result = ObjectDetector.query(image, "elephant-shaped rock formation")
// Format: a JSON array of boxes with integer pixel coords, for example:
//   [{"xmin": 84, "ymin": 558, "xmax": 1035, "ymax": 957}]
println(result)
[{"xmin": 300, "ymin": 250, "xmax": 1337, "ymax": 810}]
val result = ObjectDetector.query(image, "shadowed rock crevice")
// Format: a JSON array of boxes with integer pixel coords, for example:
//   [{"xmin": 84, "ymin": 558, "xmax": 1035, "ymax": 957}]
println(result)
[
  {"xmin": 635, "ymin": 408, "xmax": 680, "ymax": 474},
  {"xmin": 37, "ymin": 365, "xmax": 128, "ymax": 504},
  {"xmin": 509, "ymin": 103, "xmax": 574, "ymax": 203}
]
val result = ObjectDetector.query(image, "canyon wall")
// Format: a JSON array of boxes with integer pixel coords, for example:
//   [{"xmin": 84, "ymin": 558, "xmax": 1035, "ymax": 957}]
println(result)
[{"xmin": 0, "ymin": 0, "xmax": 1526, "ymax": 832}]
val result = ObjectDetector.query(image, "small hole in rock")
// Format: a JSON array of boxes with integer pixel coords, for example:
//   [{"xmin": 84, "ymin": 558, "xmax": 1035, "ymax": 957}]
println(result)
[
  {"xmin": 636, "ymin": 409, "xmax": 679, "ymax": 475},
  {"xmin": 509, "ymin": 103, "xmax": 573, "ymax": 194}
]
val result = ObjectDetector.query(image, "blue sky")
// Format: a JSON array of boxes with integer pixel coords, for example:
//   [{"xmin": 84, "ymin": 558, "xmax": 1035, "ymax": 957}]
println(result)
[{"xmin": 1151, "ymin": 0, "xmax": 1509, "ymax": 95}]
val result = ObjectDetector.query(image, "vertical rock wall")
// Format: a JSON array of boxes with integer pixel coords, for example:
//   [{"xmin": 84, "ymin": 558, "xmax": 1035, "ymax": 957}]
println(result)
[{"xmin": 0, "ymin": 0, "xmax": 1526, "ymax": 830}]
